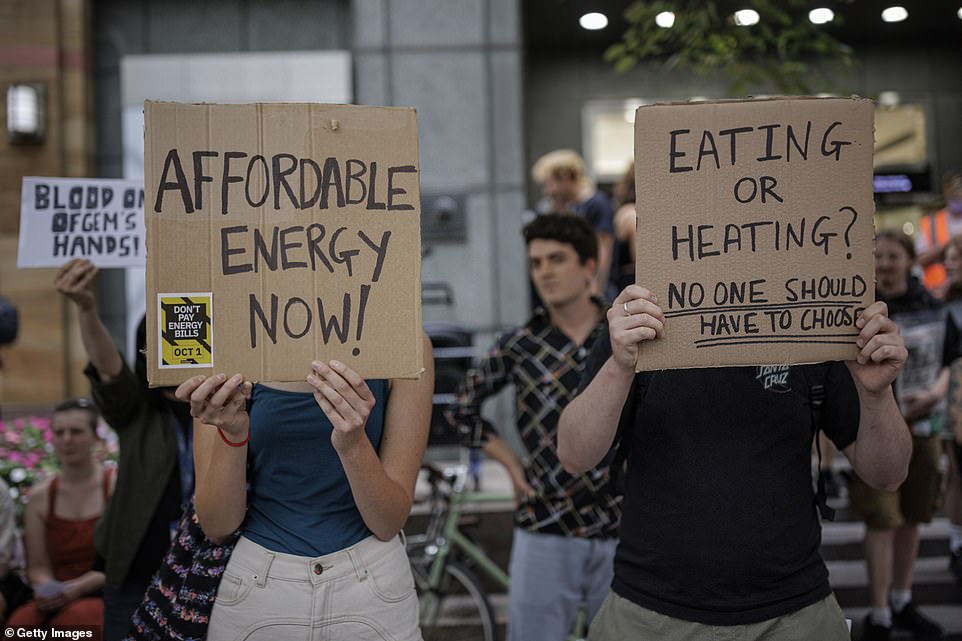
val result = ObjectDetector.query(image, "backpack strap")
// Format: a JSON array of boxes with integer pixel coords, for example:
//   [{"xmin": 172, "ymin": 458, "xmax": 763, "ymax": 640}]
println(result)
[{"xmin": 805, "ymin": 363, "xmax": 836, "ymax": 521}]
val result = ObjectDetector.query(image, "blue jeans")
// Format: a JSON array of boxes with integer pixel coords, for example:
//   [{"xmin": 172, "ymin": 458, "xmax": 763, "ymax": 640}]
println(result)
[
  {"xmin": 104, "ymin": 580, "xmax": 150, "ymax": 641},
  {"xmin": 507, "ymin": 528, "xmax": 617, "ymax": 641}
]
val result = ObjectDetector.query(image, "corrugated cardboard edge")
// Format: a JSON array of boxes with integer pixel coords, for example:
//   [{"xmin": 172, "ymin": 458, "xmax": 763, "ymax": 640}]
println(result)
[{"xmin": 636, "ymin": 94, "xmax": 874, "ymax": 109}]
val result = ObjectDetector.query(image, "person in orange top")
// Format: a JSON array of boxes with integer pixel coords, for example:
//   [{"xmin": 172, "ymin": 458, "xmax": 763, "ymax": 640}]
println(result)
[
  {"xmin": 7, "ymin": 399, "xmax": 114, "ymax": 639},
  {"xmin": 916, "ymin": 170, "xmax": 962, "ymax": 295}
]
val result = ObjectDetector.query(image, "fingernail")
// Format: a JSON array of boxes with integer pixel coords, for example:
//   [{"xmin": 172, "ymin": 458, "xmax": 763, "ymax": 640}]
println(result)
[
  {"xmin": 307, "ymin": 374, "xmax": 317, "ymax": 384},
  {"xmin": 330, "ymin": 360, "xmax": 343, "ymax": 369},
  {"xmin": 216, "ymin": 373, "xmax": 226, "ymax": 381},
  {"xmin": 311, "ymin": 360, "xmax": 323, "ymax": 370}
]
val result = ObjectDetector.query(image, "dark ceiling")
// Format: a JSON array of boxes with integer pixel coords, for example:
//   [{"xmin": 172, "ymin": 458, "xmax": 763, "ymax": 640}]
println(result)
[{"xmin": 523, "ymin": 1, "xmax": 962, "ymax": 51}]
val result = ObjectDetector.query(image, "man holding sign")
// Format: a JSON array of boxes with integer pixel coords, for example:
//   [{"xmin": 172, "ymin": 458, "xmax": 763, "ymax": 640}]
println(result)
[
  {"xmin": 557, "ymin": 98, "xmax": 913, "ymax": 640},
  {"xmin": 560, "ymin": 289, "xmax": 909, "ymax": 640}
]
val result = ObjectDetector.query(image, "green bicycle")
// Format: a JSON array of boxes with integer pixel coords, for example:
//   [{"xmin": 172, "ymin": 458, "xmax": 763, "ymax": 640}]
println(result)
[{"xmin": 406, "ymin": 450, "xmax": 589, "ymax": 641}]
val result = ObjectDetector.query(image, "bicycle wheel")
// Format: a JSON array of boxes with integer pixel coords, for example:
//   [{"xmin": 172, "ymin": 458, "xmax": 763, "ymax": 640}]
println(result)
[{"xmin": 417, "ymin": 559, "xmax": 499, "ymax": 641}]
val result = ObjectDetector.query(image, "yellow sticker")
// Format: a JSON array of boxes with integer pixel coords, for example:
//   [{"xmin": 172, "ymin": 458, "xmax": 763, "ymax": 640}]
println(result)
[{"xmin": 158, "ymin": 293, "xmax": 213, "ymax": 368}]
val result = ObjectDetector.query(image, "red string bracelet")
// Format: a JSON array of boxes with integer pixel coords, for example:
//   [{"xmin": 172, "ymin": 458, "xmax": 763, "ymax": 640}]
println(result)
[{"xmin": 217, "ymin": 427, "xmax": 250, "ymax": 447}]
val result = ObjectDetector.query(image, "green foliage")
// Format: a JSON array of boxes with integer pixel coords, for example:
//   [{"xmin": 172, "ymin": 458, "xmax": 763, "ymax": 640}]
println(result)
[{"xmin": 606, "ymin": 0, "xmax": 855, "ymax": 95}]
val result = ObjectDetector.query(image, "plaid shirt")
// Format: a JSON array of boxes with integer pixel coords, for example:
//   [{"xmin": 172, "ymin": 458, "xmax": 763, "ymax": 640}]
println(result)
[{"xmin": 446, "ymin": 302, "xmax": 621, "ymax": 538}]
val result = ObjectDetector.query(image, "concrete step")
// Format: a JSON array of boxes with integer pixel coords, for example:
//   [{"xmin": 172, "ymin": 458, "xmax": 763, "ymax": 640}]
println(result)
[
  {"xmin": 820, "ymin": 518, "xmax": 951, "ymax": 561},
  {"xmin": 830, "ymin": 556, "xmax": 962, "ymax": 607}
]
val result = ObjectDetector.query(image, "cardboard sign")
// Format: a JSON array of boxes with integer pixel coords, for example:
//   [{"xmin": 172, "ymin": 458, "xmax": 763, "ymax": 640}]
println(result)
[
  {"xmin": 896, "ymin": 309, "xmax": 946, "ymax": 437},
  {"xmin": 18, "ymin": 177, "xmax": 146, "ymax": 268},
  {"xmin": 634, "ymin": 97, "xmax": 875, "ymax": 371},
  {"xmin": 144, "ymin": 101, "xmax": 424, "ymax": 386}
]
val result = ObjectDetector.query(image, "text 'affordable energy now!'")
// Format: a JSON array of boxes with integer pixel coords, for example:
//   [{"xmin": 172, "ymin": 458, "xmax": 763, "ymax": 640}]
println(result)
[{"xmin": 144, "ymin": 102, "xmax": 424, "ymax": 387}]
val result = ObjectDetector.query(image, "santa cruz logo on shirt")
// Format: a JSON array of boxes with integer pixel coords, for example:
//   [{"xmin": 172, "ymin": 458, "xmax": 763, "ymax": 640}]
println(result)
[{"xmin": 756, "ymin": 365, "xmax": 791, "ymax": 393}]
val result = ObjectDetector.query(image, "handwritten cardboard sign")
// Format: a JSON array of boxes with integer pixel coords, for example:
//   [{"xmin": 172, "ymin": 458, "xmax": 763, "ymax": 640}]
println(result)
[
  {"xmin": 634, "ymin": 97, "xmax": 875, "ymax": 371},
  {"xmin": 18, "ymin": 177, "xmax": 146, "ymax": 268},
  {"xmin": 144, "ymin": 101, "xmax": 424, "ymax": 386}
]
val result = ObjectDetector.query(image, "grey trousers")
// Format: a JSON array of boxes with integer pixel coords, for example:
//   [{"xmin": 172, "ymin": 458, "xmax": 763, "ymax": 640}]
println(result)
[{"xmin": 506, "ymin": 528, "xmax": 617, "ymax": 641}]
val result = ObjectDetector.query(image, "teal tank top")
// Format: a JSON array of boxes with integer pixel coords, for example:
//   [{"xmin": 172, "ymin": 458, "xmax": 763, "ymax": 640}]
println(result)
[{"xmin": 242, "ymin": 380, "xmax": 388, "ymax": 556}]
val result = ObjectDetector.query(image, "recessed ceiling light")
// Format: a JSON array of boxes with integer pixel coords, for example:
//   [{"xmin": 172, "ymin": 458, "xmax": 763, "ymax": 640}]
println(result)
[
  {"xmin": 878, "ymin": 91, "xmax": 901, "ymax": 107},
  {"xmin": 808, "ymin": 8, "xmax": 835, "ymax": 25},
  {"xmin": 881, "ymin": 6, "xmax": 908, "ymax": 23},
  {"xmin": 655, "ymin": 11, "xmax": 675, "ymax": 28},
  {"xmin": 957, "ymin": 6, "xmax": 962, "ymax": 20},
  {"xmin": 734, "ymin": 9, "xmax": 760, "ymax": 26},
  {"xmin": 579, "ymin": 12, "xmax": 608, "ymax": 30}
]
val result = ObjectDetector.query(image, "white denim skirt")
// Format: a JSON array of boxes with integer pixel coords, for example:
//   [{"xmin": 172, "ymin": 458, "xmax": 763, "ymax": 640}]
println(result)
[{"xmin": 207, "ymin": 534, "xmax": 422, "ymax": 641}]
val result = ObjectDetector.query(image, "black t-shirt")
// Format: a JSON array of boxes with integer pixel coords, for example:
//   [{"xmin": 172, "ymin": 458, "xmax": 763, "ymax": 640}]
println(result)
[{"xmin": 580, "ymin": 326, "xmax": 860, "ymax": 625}]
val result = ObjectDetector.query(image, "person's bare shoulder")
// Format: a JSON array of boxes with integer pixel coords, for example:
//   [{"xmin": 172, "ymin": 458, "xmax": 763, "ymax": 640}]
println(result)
[{"xmin": 23, "ymin": 478, "xmax": 53, "ymax": 519}]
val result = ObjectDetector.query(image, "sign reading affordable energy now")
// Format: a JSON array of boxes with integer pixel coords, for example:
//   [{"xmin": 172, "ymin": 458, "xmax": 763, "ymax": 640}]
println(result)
[{"xmin": 143, "ymin": 101, "xmax": 424, "ymax": 386}]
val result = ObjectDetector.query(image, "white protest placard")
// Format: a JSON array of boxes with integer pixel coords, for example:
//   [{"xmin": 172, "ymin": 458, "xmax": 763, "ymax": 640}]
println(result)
[
  {"xmin": 896, "ymin": 309, "xmax": 947, "ymax": 437},
  {"xmin": 18, "ymin": 177, "xmax": 146, "ymax": 268}
]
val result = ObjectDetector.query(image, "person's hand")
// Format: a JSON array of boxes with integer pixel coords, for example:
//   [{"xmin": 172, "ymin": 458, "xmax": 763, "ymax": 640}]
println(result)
[
  {"xmin": 307, "ymin": 360, "xmax": 375, "ymax": 453},
  {"xmin": 900, "ymin": 389, "xmax": 940, "ymax": 421},
  {"xmin": 33, "ymin": 580, "xmax": 66, "ymax": 614},
  {"xmin": 608, "ymin": 285, "xmax": 666, "ymax": 372},
  {"xmin": 846, "ymin": 302, "xmax": 907, "ymax": 394},
  {"xmin": 507, "ymin": 467, "xmax": 535, "ymax": 505},
  {"xmin": 53, "ymin": 258, "xmax": 98, "ymax": 312},
  {"xmin": 176, "ymin": 373, "xmax": 251, "ymax": 439}
]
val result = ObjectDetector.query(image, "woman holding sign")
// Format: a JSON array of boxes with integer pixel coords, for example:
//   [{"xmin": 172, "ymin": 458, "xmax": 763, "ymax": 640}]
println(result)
[{"xmin": 176, "ymin": 338, "xmax": 433, "ymax": 641}]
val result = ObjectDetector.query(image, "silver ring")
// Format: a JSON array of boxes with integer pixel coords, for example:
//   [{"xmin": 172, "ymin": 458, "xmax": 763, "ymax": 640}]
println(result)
[{"xmin": 623, "ymin": 302, "xmax": 630, "ymax": 316}]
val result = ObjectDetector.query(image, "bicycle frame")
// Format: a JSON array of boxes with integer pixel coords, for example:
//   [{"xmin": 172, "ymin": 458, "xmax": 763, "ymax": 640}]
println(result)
[
  {"xmin": 415, "ymin": 452, "xmax": 589, "ymax": 641},
  {"xmin": 424, "ymin": 462, "xmax": 510, "ymax": 592}
]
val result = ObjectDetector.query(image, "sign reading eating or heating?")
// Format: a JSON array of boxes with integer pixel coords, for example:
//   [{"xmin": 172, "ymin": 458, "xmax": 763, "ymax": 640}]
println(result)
[{"xmin": 633, "ymin": 97, "xmax": 875, "ymax": 371}]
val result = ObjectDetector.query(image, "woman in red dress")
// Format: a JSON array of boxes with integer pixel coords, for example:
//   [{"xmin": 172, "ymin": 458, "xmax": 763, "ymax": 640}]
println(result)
[{"xmin": 7, "ymin": 399, "xmax": 114, "ymax": 639}]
